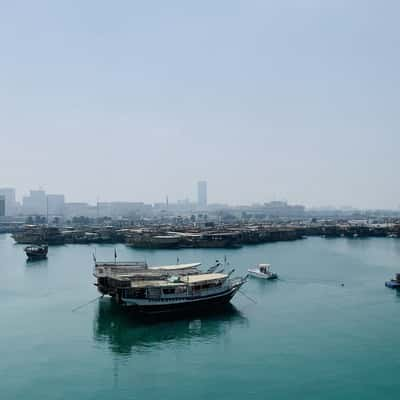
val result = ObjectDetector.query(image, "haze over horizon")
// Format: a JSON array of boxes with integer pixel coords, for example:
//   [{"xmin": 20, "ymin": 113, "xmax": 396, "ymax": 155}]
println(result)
[{"xmin": 1, "ymin": 1, "xmax": 399, "ymax": 209}]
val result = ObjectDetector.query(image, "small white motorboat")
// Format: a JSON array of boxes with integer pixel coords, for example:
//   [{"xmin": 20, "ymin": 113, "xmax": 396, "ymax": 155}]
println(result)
[{"xmin": 247, "ymin": 263, "xmax": 278, "ymax": 280}]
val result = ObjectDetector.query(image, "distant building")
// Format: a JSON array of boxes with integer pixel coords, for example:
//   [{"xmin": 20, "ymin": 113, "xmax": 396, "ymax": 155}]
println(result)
[
  {"xmin": 263, "ymin": 201, "xmax": 305, "ymax": 217},
  {"xmin": 197, "ymin": 181, "xmax": 207, "ymax": 208},
  {"xmin": 0, "ymin": 195, "xmax": 5, "ymax": 217},
  {"xmin": 232, "ymin": 201, "xmax": 305, "ymax": 219},
  {"xmin": 0, "ymin": 188, "xmax": 17, "ymax": 216},
  {"xmin": 22, "ymin": 190, "xmax": 47, "ymax": 215},
  {"xmin": 47, "ymin": 194, "xmax": 65, "ymax": 216},
  {"xmin": 97, "ymin": 202, "xmax": 152, "ymax": 218},
  {"xmin": 64, "ymin": 202, "xmax": 96, "ymax": 218}
]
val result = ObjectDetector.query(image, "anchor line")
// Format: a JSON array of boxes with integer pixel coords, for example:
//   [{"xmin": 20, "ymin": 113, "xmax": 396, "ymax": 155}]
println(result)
[
  {"xmin": 72, "ymin": 296, "xmax": 102, "ymax": 312},
  {"xmin": 238, "ymin": 289, "xmax": 257, "ymax": 304}
]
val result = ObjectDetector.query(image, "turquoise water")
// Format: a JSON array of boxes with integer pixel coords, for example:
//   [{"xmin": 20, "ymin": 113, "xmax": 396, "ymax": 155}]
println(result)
[{"xmin": 1, "ymin": 234, "xmax": 400, "ymax": 399}]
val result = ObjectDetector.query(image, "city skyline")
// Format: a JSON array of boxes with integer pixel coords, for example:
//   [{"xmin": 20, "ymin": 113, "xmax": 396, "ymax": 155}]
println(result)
[
  {"xmin": 2, "ymin": 1, "xmax": 400, "ymax": 209},
  {"xmin": 2, "ymin": 3, "xmax": 400, "ymax": 400},
  {"xmin": 1, "ymin": 183, "xmax": 399, "ymax": 213}
]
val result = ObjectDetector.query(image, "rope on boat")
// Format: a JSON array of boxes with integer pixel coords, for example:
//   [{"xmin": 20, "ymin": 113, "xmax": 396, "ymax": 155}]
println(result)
[
  {"xmin": 72, "ymin": 296, "xmax": 102, "ymax": 312},
  {"xmin": 238, "ymin": 289, "xmax": 257, "ymax": 304}
]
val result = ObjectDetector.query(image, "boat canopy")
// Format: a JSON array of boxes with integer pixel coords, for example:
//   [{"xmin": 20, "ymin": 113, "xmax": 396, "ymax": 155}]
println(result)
[
  {"xmin": 130, "ymin": 280, "xmax": 185, "ymax": 288},
  {"xmin": 150, "ymin": 263, "xmax": 201, "ymax": 271},
  {"xmin": 182, "ymin": 273, "xmax": 227, "ymax": 284}
]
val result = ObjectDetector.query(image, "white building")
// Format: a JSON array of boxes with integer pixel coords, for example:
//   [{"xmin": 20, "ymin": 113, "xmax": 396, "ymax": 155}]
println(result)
[
  {"xmin": 197, "ymin": 181, "xmax": 207, "ymax": 208},
  {"xmin": 22, "ymin": 190, "xmax": 47, "ymax": 215},
  {"xmin": 0, "ymin": 195, "xmax": 5, "ymax": 217},
  {"xmin": 0, "ymin": 188, "xmax": 17, "ymax": 216},
  {"xmin": 47, "ymin": 194, "xmax": 65, "ymax": 216}
]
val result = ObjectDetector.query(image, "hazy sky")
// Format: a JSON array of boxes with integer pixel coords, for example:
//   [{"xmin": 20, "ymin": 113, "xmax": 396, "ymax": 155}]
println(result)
[{"xmin": 1, "ymin": 1, "xmax": 399, "ymax": 208}]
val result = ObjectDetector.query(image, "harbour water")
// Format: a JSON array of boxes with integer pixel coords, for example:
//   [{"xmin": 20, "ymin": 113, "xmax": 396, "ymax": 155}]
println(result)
[{"xmin": 1, "ymin": 233, "xmax": 400, "ymax": 399}]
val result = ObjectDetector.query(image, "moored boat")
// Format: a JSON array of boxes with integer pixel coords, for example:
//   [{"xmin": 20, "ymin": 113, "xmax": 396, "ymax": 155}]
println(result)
[
  {"xmin": 385, "ymin": 273, "xmax": 400, "ymax": 289},
  {"xmin": 94, "ymin": 261, "xmax": 202, "ymax": 297},
  {"xmin": 24, "ymin": 244, "xmax": 48, "ymax": 261},
  {"xmin": 14, "ymin": 226, "xmax": 64, "ymax": 245},
  {"xmin": 247, "ymin": 263, "xmax": 278, "ymax": 280},
  {"xmin": 93, "ymin": 260, "xmax": 247, "ymax": 314}
]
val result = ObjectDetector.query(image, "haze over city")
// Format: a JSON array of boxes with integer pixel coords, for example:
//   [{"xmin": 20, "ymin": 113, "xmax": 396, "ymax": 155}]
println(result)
[
  {"xmin": 3, "ymin": 3, "xmax": 400, "ymax": 400},
  {"xmin": 1, "ymin": 1, "xmax": 399, "ymax": 208}
]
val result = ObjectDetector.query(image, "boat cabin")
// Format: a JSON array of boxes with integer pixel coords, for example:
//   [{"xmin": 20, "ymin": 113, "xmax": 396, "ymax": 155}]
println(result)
[
  {"xmin": 258, "ymin": 264, "xmax": 271, "ymax": 273},
  {"xmin": 122, "ymin": 273, "xmax": 229, "ymax": 301}
]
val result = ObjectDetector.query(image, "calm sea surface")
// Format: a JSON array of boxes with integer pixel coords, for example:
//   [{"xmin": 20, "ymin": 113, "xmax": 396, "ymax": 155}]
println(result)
[{"xmin": 1, "ymin": 234, "xmax": 400, "ymax": 399}]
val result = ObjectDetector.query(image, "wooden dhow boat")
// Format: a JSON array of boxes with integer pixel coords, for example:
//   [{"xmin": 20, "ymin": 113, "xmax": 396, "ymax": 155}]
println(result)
[
  {"xmin": 93, "ymin": 260, "xmax": 247, "ymax": 314},
  {"xmin": 24, "ymin": 244, "xmax": 48, "ymax": 261},
  {"xmin": 385, "ymin": 273, "xmax": 400, "ymax": 289}
]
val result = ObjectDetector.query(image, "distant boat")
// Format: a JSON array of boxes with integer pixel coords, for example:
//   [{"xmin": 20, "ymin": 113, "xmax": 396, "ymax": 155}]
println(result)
[
  {"xmin": 385, "ymin": 273, "xmax": 400, "ymax": 289},
  {"xmin": 248, "ymin": 263, "xmax": 278, "ymax": 280},
  {"xmin": 24, "ymin": 244, "xmax": 48, "ymax": 261}
]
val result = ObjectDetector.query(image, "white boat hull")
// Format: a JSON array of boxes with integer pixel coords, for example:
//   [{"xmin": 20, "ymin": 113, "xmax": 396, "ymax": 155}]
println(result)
[{"xmin": 247, "ymin": 269, "xmax": 278, "ymax": 280}]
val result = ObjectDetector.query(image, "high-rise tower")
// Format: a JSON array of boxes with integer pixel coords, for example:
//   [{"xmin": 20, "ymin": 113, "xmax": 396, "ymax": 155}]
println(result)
[{"xmin": 197, "ymin": 181, "xmax": 207, "ymax": 208}]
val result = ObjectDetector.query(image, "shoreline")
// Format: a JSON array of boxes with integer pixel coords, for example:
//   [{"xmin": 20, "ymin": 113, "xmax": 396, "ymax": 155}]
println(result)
[{"xmin": 7, "ymin": 221, "xmax": 400, "ymax": 248}]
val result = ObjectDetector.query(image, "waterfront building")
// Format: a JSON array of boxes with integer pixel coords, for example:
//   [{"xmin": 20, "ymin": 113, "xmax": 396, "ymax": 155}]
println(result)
[
  {"xmin": 0, "ymin": 195, "xmax": 5, "ymax": 217},
  {"xmin": 22, "ymin": 190, "xmax": 47, "ymax": 215},
  {"xmin": 47, "ymin": 194, "xmax": 65, "ymax": 216},
  {"xmin": 97, "ymin": 202, "xmax": 152, "ymax": 218},
  {"xmin": 197, "ymin": 181, "xmax": 207, "ymax": 208},
  {"xmin": 153, "ymin": 202, "xmax": 168, "ymax": 212},
  {"xmin": 153, "ymin": 200, "xmax": 197, "ymax": 216},
  {"xmin": 263, "ymin": 201, "xmax": 305, "ymax": 217},
  {"xmin": 64, "ymin": 202, "xmax": 97, "ymax": 218},
  {"xmin": 0, "ymin": 188, "xmax": 17, "ymax": 216},
  {"xmin": 232, "ymin": 201, "xmax": 306, "ymax": 220}
]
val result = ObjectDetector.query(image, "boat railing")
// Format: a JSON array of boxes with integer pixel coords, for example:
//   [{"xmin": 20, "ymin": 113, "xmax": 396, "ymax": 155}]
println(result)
[
  {"xmin": 95, "ymin": 261, "xmax": 147, "ymax": 267},
  {"xmin": 143, "ymin": 284, "xmax": 230, "ymax": 301},
  {"xmin": 229, "ymin": 277, "xmax": 246, "ymax": 287},
  {"xmin": 93, "ymin": 261, "xmax": 148, "ymax": 276},
  {"xmin": 188, "ymin": 285, "xmax": 229, "ymax": 297}
]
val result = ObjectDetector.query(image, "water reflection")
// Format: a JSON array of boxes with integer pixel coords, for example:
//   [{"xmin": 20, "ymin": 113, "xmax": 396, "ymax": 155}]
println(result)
[
  {"xmin": 26, "ymin": 258, "xmax": 48, "ymax": 266},
  {"xmin": 93, "ymin": 298, "xmax": 248, "ymax": 355}
]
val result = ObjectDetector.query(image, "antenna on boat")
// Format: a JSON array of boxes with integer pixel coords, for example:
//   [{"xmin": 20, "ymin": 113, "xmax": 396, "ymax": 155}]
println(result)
[{"xmin": 207, "ymin": 260, "xmax": 220, "ymax": 273}]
